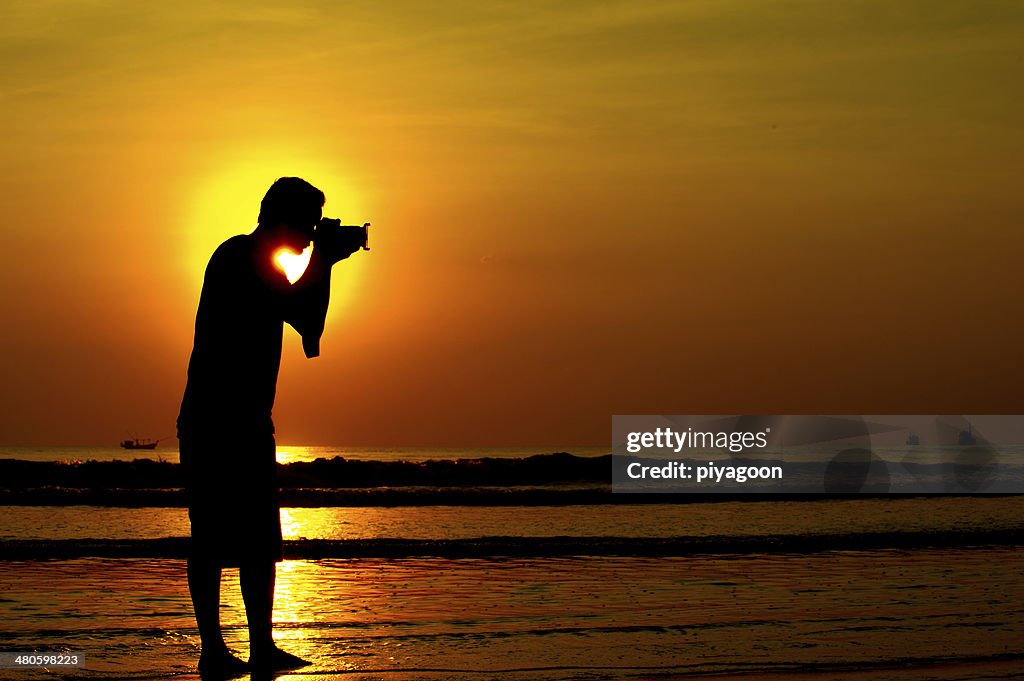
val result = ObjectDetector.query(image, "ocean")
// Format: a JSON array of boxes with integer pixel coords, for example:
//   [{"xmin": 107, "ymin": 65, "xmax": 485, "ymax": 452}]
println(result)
[
  {"xmin": 0, "ymin": 445, "xmax": 610, "ymax": 465},
  {"xmin": 1, "ymin": 446, "xmax": 1022, "ymax": 680}
]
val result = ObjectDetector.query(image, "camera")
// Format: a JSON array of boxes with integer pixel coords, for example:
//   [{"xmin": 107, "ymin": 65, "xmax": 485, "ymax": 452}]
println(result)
[{"xmin": 315, "ymin": 218, "xmax": 370, "ymax": 251}]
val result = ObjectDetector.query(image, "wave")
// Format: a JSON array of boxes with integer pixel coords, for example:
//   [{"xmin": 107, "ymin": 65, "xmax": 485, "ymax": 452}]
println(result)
[
  {"xmin": 2, "ymin": 528, "xmax": 1021, "ymax": 559},
  {"xmin": 3, "ymin": 486, "xmax": 623, "ymax": 506},
  {"xmin": 3, "ymin": 486, "xmax": 1014, "ymax": 507},
  {"xmin": 4, "ymin": 453, "xmax": 1021, "ymax": 506},
  {"xmin": 0, "ymin": 452, "xmax": 607, "ymax": 489}
]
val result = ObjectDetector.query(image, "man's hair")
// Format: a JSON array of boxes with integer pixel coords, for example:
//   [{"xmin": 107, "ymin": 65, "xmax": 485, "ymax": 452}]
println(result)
[{"xmin": 258, "ymin": 177, "xmax": 325, "ymax": 228}]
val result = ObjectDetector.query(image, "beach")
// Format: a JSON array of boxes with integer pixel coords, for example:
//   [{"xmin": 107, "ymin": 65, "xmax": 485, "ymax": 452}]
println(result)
[
  {"xmin": 3, "ymin": 549, "xmax": 1022, "ymax": 680},
  {"xmin": 1, "ymin": 450, "xmax": 1022, "ymax": 679}
]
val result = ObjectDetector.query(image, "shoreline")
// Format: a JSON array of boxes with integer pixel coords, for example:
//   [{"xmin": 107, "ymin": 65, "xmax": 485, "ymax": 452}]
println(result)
[{"xmin": 3, "ymin": 528, "xmax": 1022, "ymax": 560}]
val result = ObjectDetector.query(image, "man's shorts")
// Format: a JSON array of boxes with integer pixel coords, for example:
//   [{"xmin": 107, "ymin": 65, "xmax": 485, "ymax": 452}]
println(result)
[{"xmin": 179, "ymin": 434, "xmax": 283, "ymax": 565}]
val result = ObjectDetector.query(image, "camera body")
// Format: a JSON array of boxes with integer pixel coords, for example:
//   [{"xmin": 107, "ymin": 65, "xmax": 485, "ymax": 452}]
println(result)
[{"xmin": 315, "ymin": 218, "xmax": 370, "ymax": 251}]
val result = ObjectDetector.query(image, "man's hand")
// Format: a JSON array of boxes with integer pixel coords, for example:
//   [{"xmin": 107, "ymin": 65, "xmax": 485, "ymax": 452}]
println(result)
[{"xmin": 313, "ymin": 219, "xmax": 364, "ymax": 265}]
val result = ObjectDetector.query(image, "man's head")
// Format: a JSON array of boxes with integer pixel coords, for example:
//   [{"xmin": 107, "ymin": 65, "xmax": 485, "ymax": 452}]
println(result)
[{"xmin": 257, "ymin": 177, "xmax": 325, "ymax": 253}]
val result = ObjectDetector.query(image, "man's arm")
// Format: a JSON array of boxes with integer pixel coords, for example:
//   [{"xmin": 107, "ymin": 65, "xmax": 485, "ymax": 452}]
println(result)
[
  {"xmin": 282, "ymin": 249, "xmax": 333, "ymax": 358},
  {"xmin": 281, "ymin": 230, "xmax": 363, "ymax": 358}
]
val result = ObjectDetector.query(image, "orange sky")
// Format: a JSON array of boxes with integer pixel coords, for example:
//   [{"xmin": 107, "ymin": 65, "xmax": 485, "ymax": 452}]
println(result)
[{"xmin": 2, "ymin": 1, "xmax": 1023, "ymax": 446}]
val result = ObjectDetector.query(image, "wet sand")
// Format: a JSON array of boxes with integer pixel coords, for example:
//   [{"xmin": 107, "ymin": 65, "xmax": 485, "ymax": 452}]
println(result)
[{"xmin": 3, "ymin": 547, "xmax": 1021, "ymax": 680}]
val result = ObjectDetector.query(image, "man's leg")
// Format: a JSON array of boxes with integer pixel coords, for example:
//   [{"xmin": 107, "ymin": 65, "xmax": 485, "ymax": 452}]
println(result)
[
  {"xmin": 188, "ymin": 556, "xmax": 248, "ymax": 675},
  {"xmin": 240, "ymin": 559, "xmax": 310, "ymax": 670},
  {"xmin": 239, "ymin": 559, "xmax": 275, "ymax": 652},
  {"xmin": 187, "ymin": 556, "xmax": 225, "ymax": 652}
]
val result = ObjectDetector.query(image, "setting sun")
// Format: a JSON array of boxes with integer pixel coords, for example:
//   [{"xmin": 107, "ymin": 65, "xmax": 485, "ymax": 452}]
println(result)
[{"xmin": 276, "ymin": 248, "xmax": 313, "ymax": 284}]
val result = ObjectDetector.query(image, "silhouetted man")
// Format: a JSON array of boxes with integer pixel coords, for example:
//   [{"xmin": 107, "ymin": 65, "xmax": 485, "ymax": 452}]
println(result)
[{"xmin": 177, "ymin": 177, "xmax": 362, "ymax": 676}]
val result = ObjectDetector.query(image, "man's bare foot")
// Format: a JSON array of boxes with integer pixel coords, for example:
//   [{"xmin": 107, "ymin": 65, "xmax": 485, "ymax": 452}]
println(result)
[
  {"xmin": 249, "ymin": 645, "xmax": 311, "ymax": 672},
  {"xmin": 198, "ymin": 647, "xmax": 249, "ymax": 678}
]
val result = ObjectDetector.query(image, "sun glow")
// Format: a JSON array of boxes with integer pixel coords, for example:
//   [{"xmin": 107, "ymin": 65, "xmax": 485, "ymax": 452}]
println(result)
[
  {"xmin": 182, "ymin": 143, "xmax": 371, "ymax": 315},
  {"xmin": 275, "ymin": 248, "xmax": 313, "ymax": 284}
]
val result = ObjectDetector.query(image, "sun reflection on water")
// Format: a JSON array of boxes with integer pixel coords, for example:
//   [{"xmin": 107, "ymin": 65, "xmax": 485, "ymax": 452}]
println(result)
[
  {"xmin": 275, "ymin": 446, "xmax": 321, "ymax": 465},
  {"xmin": 271, "ymin": 560, "xmax": 307, "ymax": 644},
  {"xmin": 279, "ymin": 507, "xmax": 356, "ymax": 542}
]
